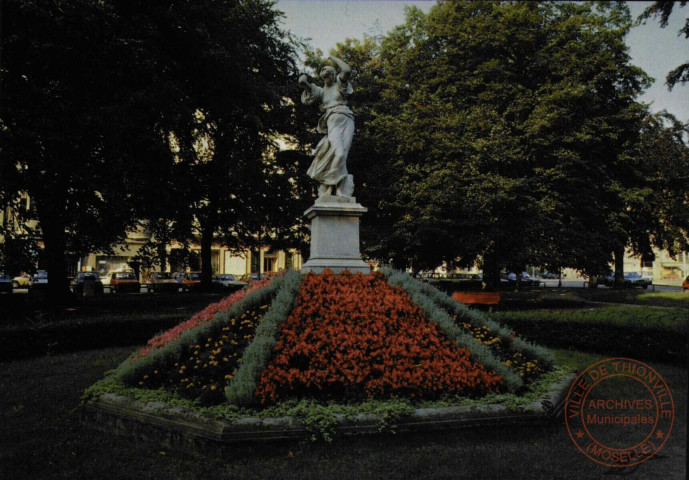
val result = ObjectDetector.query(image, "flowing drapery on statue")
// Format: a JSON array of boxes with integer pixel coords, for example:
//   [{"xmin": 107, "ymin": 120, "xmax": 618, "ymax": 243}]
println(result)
[{"xmin": 299, "ymin": 56, "xmax": 355, "ymax": 197}]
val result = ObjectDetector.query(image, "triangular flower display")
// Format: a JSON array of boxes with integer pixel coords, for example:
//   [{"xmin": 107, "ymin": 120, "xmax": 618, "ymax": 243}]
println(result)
[{"xmin": 111, "ymin": 269, "xmax": 554, "ymax": 407}]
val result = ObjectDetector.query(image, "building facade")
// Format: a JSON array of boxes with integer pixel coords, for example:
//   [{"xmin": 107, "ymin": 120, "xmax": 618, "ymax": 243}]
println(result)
[{"xmin": 77, "ymin": 228, "xmax": 303, "ymax": 280}]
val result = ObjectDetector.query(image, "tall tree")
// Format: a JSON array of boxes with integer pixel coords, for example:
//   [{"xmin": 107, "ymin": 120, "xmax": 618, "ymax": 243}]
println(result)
[
  {"xmin": 1, "ymin": 0, "xmax": 174, "ymax": 300},
  {"xmin": 1, "ymin": 0, "xmax": 303, "ymax": 297},
  {"xmin": 329, "ymin": 2, "xmax": 652, "ymax": 288}
]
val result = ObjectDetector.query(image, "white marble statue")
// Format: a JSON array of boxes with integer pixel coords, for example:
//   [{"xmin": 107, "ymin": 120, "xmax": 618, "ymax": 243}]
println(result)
[{"xmin": 298, "ymin": 56, "xmax": 355, "ymax": 198}]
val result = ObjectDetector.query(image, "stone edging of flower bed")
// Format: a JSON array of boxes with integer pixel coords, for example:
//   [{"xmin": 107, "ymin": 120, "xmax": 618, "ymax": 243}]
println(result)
[{"xmin": 81, "ymin": 373, "xmax": 575, "ymax": 445}]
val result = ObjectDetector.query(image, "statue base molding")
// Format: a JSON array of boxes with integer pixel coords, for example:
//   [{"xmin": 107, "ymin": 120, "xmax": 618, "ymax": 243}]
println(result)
[{"xmin": 300, "ymin": 195, "xmax": 370, "ymax": 274}]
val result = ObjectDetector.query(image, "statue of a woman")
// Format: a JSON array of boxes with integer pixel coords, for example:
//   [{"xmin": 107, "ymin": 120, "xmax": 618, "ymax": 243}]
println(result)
[{"xmin": 298, "ymin": 56, "xmax": 355, "ymax": 198}]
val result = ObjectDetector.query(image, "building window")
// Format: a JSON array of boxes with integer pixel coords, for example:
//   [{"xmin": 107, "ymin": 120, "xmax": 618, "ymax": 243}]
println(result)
[{"xmin": 264, "ymin": 255, "xmax": 276, "ymax": 273}]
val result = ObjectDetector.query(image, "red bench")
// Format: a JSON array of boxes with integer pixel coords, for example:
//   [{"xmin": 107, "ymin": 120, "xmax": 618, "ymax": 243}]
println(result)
[{"xmin": 452, "ymin": 292, "xmax": 501, "ymax": 311}]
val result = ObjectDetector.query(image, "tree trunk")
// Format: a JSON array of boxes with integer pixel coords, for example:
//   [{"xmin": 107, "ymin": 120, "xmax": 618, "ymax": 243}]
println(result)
[
  {"xmin": 157, "ymin": 243, "xmax": 167, "ymax": 272},
  {"xmin": 200, "ymin": 222, "xmax": 214, "ymax": 292},
  {"xmin": 481, "ymin": 248, "xmax": 499, "ymax": 292},
  {"xmin": 588, "ymin": 275, "xmax": 599, "ymax": 288},
  {"xmin": 257, "ymin": 228, "xmax": 262, "ymax": 280},
  {"xmin": 40, "ymin": 218, "xmax": 71, "ymax": 304},
  {"xmin": 614, "ymin": 246, "xmax": 625, "ymax": 289}
]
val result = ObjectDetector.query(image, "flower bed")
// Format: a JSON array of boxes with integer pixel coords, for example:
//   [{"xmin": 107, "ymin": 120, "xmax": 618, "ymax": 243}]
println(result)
[
  {"xmin": 382, "ymin": 268, "xmax": 554, "ymax": 385},
  {"xmin": 255, "ymin": 270, "xmax": 504, "ymax": 404},
  {"xmin": 113, "ymin": 273, "xmax": 291, "ymax": 402},
  {"xmin": 132, "ymin": 276, "xmax": 273, "ymax": 362},
  {"xmin": 130, "ymin": 303, "xmax": 269, "ymax": 404},
  {"xmin": 456, "ymin": 320, "xmax": 546, "ymax": 382}
]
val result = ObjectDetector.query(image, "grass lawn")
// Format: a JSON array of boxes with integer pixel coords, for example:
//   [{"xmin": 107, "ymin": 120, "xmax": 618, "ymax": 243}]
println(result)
[
  {"xmin": 1, "ymin": 347, "xmax": 685, "ymax": 479},
  {"xmin": 494, "ymin": 289, "xmax": 689, "ymax": 312},
  {"xmin": 574, "ymin": 290, "xmax": 689, "ymax": 309},
  {"xmin": 494, "ymin": 305, "xmax": 688, "ymax": 330}
]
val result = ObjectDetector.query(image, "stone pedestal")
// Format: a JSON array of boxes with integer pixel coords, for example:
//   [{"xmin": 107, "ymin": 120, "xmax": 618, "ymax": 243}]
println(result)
[{"xmin": 300, "ymin": 195, "xmax": 370, "ymax": 274}]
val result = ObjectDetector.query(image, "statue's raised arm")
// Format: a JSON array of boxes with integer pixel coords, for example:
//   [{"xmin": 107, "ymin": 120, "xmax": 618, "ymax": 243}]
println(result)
[{"xmin": 299, "ymin": 56, "xmax": 355, "ymax": 198}]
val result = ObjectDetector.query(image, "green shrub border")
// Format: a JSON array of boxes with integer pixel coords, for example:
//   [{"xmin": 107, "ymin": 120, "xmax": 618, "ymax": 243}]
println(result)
[
  {"xmin": 0, "ymin": 314, "xmax": 188, "ymax": 361},
  {"xmin": 225, "ymin": 270, "xmax": 303, "ymax": 405},
  {"xmin": 381, "ymin": 268, "xmax": 523, "ymax": 392},
  {"xmin": 113, "ymin": 273, "xmax": 291, "ymax": 385},
  {"xmin": 493, "ymin": 310, "xmax": 688, "ymax": 364}
]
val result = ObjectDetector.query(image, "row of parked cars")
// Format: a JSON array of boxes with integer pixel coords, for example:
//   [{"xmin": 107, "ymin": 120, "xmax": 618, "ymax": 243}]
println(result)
[
  {"xmin": 72, "ymin": 271, "xmax": 248, "ymax": 294},
  {"xmin": 0, "ymin": 271, "xmax": 48, "ymax": 293},
  {"xmin": 596, "ymin": 272, "xmax": 654, "ymax": 289},
  {"xmin": 0, "ymin": 270, "xmax": 251, "ymax": 294}
]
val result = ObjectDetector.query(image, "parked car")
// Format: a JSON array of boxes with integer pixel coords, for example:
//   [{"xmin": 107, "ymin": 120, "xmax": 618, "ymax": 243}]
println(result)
[
  {"xmin": 597, "ymin": 273, "xmax": 615, "ymax": 287},
  {"xmin": 0, "ymin": 273, "xmax": 13, "ymax": 293},
  {"xmin": 172, "ymin": 272, "xmax": 186, "ymax": 284},
  {"xmin": 29, "ymin": 270, "xmax": 49, "ymax": 291},
  {"xmin": 504, "ymin": 272, "xmax": 540, "ymax": 287},
  {"xmin": 12, "ymin": 273, "xmax": 31, "ymax": 289},
  {"xmin": 624, "ymin": 272, "xmax": 652, "ymax": 289},
  {"xmin": 181, "ymin": 272, "xmax": 201, "ymax": 291},
  {"xmin": 212, "ymin": 274, "xmax": 246, "ymax": 293},
  {"xmin": 107, "ymin": 271, "xmax": 140, "ymax": 293},
  {"xmin": 682, "ymin": 275, "xmax": 688, "ymax": 292},
  {"xmin": 598, "ymin": 272, "xmax": 651, "ymax": 289},
  {"xmin": 146, "ymin": 272, "xmax": 180, "ymax": 293},
  {"xmin": 71, "ymin": 272, "xmax": 104, "ymax": 295},
  {"xmin": 238, "ymin": 272, "xmax": 266, "ymax": 283}
]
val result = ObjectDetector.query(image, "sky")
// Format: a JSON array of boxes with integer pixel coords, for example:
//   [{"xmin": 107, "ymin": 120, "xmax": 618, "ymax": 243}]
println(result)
[{"xmin": 276, "ymin": 0, "xmax": 688, "ymax": 122}]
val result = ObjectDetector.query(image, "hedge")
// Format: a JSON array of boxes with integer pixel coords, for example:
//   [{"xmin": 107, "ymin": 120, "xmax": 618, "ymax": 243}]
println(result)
[
  {"xmin": 492, "ymin": 308, "xmax": 688, "ymax": 364},
  {"xmin": 0, "ymin": 314, "xmax": 188, "ymax": 361}
]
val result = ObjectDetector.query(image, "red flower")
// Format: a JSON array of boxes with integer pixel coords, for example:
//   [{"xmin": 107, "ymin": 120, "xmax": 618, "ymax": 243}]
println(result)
[{"xmin": 255, "ymin": 270, "xmax": 503, "ymax": 404}]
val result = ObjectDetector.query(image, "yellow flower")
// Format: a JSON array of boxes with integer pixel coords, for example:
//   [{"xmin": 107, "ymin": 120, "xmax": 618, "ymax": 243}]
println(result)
[{"xmin": 211, "ymin": 385, "xmax": 217, "ymax": 391}]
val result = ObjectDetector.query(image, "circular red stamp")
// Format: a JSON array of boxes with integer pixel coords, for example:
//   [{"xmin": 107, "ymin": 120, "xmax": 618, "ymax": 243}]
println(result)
[{"xmin": 565, "ymin": 357, "xmax": 674, "ymax": 468}]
